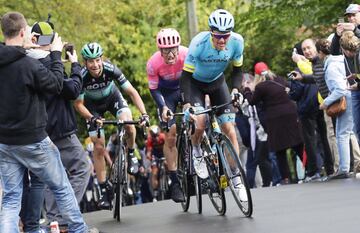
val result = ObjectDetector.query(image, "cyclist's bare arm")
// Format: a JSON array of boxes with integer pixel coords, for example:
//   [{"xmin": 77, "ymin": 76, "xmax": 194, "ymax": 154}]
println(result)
[
  {"xmin": 123, "ymin": 83, "xmax": 147, "ymax": 115},
  {"xmin": 74, "ymin": 98, "xmax": 93, "ymax": 121}
]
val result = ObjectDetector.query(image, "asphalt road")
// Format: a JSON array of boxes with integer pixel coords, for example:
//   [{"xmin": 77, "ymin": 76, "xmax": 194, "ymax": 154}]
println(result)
[{"xmin": 84, "ymin": 178, "xmax": 360, "ymax": 233}]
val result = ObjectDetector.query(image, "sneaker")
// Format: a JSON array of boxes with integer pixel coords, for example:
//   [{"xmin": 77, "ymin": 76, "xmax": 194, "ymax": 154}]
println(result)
[
  {"xmin": 232, "ymin": 176, "xmax": 248, "ymax": 202},
  {"xmin": 87, "ymin": 227, "xmax": 100, "ymax": 233},
  {"xmin": 127, "ymin": 152, "xmax": 139, "ymax": 175},
  {"xmin": 192, "ymin": 145, "xmax": 209, "ymax": 179},
  {"xmin": 170, "ymin": 182, "xmax": 185, "ymax": 203},
  {"xmin": 304, "ymin": 173, "xmax": 321, "ymax": 183},
  {"xmin": 328, "ymin": 171, "xmax": 350, "ymax": 180},
  {"xmin": 98, "ymin": 192, "xmax": 111, "ymax": 210}
]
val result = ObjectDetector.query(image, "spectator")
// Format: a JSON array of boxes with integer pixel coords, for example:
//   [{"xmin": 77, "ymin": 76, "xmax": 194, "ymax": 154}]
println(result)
[
  {"xmin": 27, "ymin": 20, "xmax": 91, "ymax": 230},
  {"xmin": 317, "ymin": 38, "xmax": 353, "ymax": 179},
  {"xmin": 235, "ymin": 73, "xmax": 273, "ymax": 188},
  {"xmin": 0, "ymin": 12, "xmax": 88, "ymax": 232},
  {"xmin": 243, "ymin": 62, "xmax": 304, "ymax": 184},
  {"xmin": 290, "ymin": 39, "xmax": 335, "ymax": 180}
]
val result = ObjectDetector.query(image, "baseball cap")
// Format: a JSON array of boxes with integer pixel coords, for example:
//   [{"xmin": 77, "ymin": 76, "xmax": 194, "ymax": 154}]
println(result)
[
  {"xmin": 254, "ymin": 62, "xmax": 269, "ymax": 75},
  {"xmin": 31, "ymin": 21, "xmax": 54, "ymax": 35},
  {"xmin": 344, "ymin": 4, "xmax": 360, "ymax": 16}
]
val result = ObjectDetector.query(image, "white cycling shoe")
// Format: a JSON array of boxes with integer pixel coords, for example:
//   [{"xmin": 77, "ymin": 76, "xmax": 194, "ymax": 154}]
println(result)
[
  {"xmin": 232, "ymin": 176, "xmax": 248, "ymax": 202},
  {"xmin": 192, "ymin": 145, "xmax": 209, "ymax": 179}
]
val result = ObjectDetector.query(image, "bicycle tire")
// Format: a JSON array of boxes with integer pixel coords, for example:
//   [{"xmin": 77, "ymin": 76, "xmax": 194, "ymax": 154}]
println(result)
[
  {"xmin": 205, "ymin": 155, "xmax": 226, "ymax": 215},
  {"xmin": 177, "ymin": 133, "xmax": 190, "ymax": 212},
  {"xmin": 218, "ymin": 135, "xmax": 253, "ymax": 217},
  {"xmin": 194, "ymin": 175, "xmax": 202, "ymax": 214},
  {"xmin": 114, "ymin": 145, "xmax": 126, "ymax": 221}
]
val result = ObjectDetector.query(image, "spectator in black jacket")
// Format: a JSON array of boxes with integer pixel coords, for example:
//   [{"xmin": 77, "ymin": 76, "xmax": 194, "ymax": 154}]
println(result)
[
  {"xmin": 20, "ymin": 21, "xmax": 91, "ymax": 231},
  {"xmin": 0, "ymin": 12, "xmax": 88, "ymax": 232}
]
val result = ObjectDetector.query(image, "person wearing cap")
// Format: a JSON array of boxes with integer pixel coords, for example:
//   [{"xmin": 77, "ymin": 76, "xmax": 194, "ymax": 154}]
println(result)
[
  {"xmin": 74, "ymin": 42, "xmax": 149, "ymax": 210},
  {"xmin": 330, "ymin": 4, "xmax": 360, "ymax": 159},
  {"xmin": 19, "ymin": 20, "xmax": 93, "ymax": 232},
  {"xmin": 242, "ymin": 62, "xmax": 304, "ymax": 184},
  {"xmin": 179, "ymin": 9, "xmax": 244, "ymax": 182},
  {"xmin": 331, "ymin": 3, "xmax": 360, "ymax": 54},
  {"xmin": 145, "ymin": 28, "xmax": 187, "ymax": 203}
]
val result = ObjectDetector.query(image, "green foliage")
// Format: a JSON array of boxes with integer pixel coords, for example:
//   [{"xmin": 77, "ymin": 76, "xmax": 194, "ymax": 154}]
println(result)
[{"xmin": 0, "ymin": 0, "xmax": 353, "ymax": 143}]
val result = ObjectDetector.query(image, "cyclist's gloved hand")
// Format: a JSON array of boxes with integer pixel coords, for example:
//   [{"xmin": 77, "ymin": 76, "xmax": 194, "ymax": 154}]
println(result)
[
  {"xmin": 140, "ymin": 113, "xmax": 150, "ymax": 126},
  {"xmin": 90, "ymin": 116, "xmax": 102, "ymax": 128}
]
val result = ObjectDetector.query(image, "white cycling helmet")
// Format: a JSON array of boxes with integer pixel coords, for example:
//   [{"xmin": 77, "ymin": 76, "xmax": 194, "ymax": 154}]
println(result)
[{"xmin": 208, "ymin": 9, "xmax": 234, "ymax": 33}]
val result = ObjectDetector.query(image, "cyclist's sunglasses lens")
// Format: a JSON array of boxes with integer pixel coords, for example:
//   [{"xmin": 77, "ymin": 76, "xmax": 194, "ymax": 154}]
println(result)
[{"xmin": 212, "ymin": 33, "xmax": 230, "ymax": 40}]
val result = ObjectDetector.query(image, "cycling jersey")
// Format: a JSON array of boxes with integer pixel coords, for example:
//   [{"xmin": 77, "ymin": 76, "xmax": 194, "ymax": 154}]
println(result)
[
  {"xmin": 147, "ymin": 46, "xmax": 188, "ymax": 90},
  {"xmin": 146, "ymin": 133, "xmax": 165, "ymax": 158},
  {"xmin": 183, "ymin": 31, "xmax": 244, "ymax": 83},
  {"xmin": 147, "ymin": 46, "xmax": 188, "ymax": 126},
  {"xmin": 79, "ymin": 61, "xmax": 129, "ymax": 100}
]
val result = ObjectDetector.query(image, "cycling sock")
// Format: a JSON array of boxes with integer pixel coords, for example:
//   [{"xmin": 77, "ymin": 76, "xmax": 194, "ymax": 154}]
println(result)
[
  {"xmin": 168, "ymin": 171, "xmax": 179, "ymax": 184},
  {"xmin": 99, "ymin": 182, "xmax": 107, "ymax": 194}
]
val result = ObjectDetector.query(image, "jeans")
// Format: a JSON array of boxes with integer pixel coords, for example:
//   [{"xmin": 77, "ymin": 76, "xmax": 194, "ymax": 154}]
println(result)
[
  {"xmin": 45, "ymin": 134, "xmax": 91, "ymax": 225},
  {"xmin": 0, "ymin": 137, "xmax": 86, "ymax": 233},
  {"xmin": 20, "ymin": 171, "xmax": 45, "ymax": 233},
  {"xmin": 351, "ymin": 90, "xmax": 360, "ymax": 142},
  {"xmin": 336, "ymin": 94, "xmax": 353, "ymax": 173}
]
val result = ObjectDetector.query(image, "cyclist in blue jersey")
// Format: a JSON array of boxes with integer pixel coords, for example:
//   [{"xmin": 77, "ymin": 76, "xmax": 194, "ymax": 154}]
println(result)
[
  {"xmin": 180, "ymin": 9, "xmax": 244, "ymax": 180},
  {"xmin": 74, "ymin": 42, "xmax": 149, "ymax": 209}
]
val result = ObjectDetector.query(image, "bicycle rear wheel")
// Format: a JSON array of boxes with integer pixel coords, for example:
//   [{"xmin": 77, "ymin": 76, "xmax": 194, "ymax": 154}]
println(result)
[
  {"xmin": 177, "ymin": 133, "xmax": 190, "ymax": 212},
  {"xmin": 218, "ymin": 135, "xmax": 253, "ymax": 217},
  {"xmin": 193, "ymin": 175, "xmax": 202, "ymax": 214},
  {"xmin": 205, "ymin": 155, "xmax": 226, "ymax": 215}
]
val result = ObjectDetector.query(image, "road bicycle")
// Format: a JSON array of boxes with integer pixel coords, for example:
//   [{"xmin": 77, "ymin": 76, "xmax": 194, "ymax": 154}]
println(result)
[
  {"xmin": 98, "ymin": 119, "xmax": 144, "ymax": 221},
  {"xmin": 194, "ymin": 95, "xmax": 253, "ymax": 217},
  {"xmin": 172, "ymin": 112, "xmax": 202, "ymax": 214}
]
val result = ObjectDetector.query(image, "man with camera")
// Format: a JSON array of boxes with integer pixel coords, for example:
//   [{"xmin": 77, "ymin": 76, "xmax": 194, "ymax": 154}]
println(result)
[
  {"xmin": 290, "ymin": 39, "xmax": 335, "ymax": 180},
  {"xmin": 0, "ymin": 11, "xmax": 92, "ymax": 233},
  {"xmin": 19, "ymin": 19, "xmax": 93, "ymax": 232}
]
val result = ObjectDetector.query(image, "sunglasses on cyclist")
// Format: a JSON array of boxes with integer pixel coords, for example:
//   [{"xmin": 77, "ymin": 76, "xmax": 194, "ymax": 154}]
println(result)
[
  {"xmin": 211, "ymin": 32, "xmax": 231, "ymax": 40},
  {"xmin": 161, "ymin": 47, "xmax": 178, "ymax": 55}
]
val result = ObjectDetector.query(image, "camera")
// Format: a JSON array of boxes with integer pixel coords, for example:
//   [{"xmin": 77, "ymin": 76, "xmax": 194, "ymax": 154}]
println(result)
[
  {"xmin": 64, "ymin": 43, "xmax": 74, "ymax": 60},
  {"xmin": 287, "ymin": 72, "xmax": 297, "ymax": 80}
]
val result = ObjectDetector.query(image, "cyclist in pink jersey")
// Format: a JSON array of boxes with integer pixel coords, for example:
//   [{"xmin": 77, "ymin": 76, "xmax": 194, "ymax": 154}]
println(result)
[{"xmin": 146, "ymin": 28, "xmax": 188, "ymax": 202}]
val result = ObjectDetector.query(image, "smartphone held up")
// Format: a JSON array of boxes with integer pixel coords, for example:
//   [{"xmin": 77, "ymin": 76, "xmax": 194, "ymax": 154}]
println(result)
[{"xmin": 64, "ymin": 43, "xmax": 74, "ymax": 60}]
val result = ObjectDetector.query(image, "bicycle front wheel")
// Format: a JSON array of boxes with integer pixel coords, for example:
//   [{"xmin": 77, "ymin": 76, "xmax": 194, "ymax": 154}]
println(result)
[
  {"xmin": 177, "ymin": 133, "xmax": 190, "ymax": 212},
  {"xmin": 205, "ymin": 155, "xmax": 226, "ymax": 215},
  {"xmin": 194, "ymin": 175, "xmax": 202, "ymax": 214},
  {"xmin": 113, "ymin": 146, "xmax": 126, "ymax": 221},
  {"xmin": 218, "ymin": 135, "xmax": 253, "ymax": 217}
]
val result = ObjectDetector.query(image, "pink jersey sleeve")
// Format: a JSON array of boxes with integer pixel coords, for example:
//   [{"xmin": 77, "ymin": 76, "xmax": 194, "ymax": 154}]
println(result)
[{"xmin": 146, "ymin": 53, "xmax": 161, "ymax": 90}]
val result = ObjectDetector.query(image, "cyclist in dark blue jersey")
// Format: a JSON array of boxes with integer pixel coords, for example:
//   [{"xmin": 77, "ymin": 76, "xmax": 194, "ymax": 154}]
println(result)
[
  {"xmin": 180, "ymin": 9, "xmax": 244, "ymax": 180},
  {"xmin": 74, "ymin": 42, "xmax": 149, "ymax": 209}
]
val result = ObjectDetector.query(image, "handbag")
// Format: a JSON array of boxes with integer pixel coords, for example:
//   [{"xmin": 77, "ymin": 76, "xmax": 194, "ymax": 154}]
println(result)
[{"xmin": 325, "ymin": 96, "xmax": 347, "ymax": 117}]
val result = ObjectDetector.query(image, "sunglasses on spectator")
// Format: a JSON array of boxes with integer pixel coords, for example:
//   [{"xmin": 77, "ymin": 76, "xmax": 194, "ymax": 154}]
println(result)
[
  {"xmin": 161, "ymin": 47, "xmax": 178, "ymax": 55},
  {"xmin": 211, "ymin": 32, "xmax": 231, "ymax": 40}
]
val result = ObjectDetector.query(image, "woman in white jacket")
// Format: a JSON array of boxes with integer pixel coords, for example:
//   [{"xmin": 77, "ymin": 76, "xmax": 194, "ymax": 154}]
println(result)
[{"xmin": 317, "ymin": 38, "xmax": 353, "ymax": 179}]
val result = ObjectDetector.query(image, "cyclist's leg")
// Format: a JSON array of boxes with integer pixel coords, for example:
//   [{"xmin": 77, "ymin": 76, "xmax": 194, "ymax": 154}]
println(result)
[
  {"xmin": 111, "ymin": 90, "xmax": 139, "ymax": 175},
  {"xmin": 210, "ymin": 75, "xmax": 239, "ymax": 154},
  {"xmin": 150, "ymin": 156, "xmax": 160, "ymax": 200}
]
